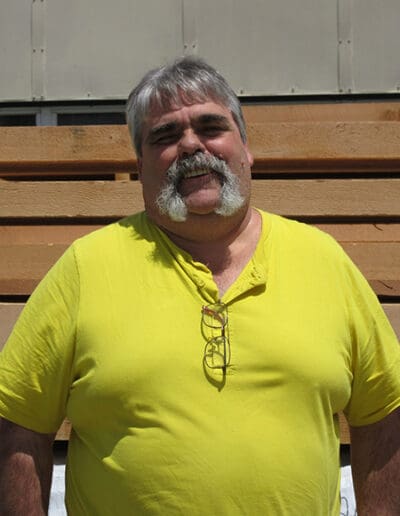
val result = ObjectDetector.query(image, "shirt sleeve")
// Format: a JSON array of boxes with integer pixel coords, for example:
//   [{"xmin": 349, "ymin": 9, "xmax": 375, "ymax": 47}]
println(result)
[
  {"xmin": 0, "ymin": 244, "xmax": 79, "ymax": 433},
  {"xmin": 342, "ymin": 252, "xmax": 400, "ymax": 427}
]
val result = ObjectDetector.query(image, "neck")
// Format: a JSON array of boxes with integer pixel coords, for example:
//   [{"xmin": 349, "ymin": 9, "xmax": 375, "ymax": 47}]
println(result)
[{"xmin": 154, "ymin": 207, "xmax": 262, "ymax": 295}]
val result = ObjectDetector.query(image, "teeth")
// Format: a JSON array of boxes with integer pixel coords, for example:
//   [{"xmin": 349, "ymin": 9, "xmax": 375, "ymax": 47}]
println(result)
[{"xmin": 183, "ymin": 169, "xmax": 209, "ymax": 178}]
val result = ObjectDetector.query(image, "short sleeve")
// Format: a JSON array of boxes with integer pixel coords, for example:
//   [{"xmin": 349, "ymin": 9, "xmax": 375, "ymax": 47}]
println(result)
[
  {"xmin": 342, "ymin": 254, "xmax": 400, "ymax": 426},
  {"xmin": 0, "ymin": 244, "xmax": 79, "ymax": 433}
]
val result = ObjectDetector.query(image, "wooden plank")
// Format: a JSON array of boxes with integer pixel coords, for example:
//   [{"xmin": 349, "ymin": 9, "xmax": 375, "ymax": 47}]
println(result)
[
  {"xmin": 315, "ymin": 223, "xmax": 400, "ymax": 242},
  {"xmin": 2, "ymin": 121, "xmax": 400, "ymax": 176},
  {"xmin": 1, "ymin": 224, "xmax": 400, "ymax": 296},
  {"xmin": 3, "ymin": 223, "xmax": 398, "ymax": 246},
  {"xmin": 0, "ymin": 303, "xmax": 24, "ymax": 350},
  {"xmin": 339, "ymin": 412, "xmax": 350, "ymax": 444},
  {"xmin": 0, "ymin": 225, "xmax": 101, "ymax": 245},
  {"xmin": 251, "ymin": 179, "xmax": 400, "ymax": 217},
  {"xmin": 249, "ymin": 122, "xmax": 400, "ymax": 173},
  {"xmin": 341, "ymin": 243, "xmax": 400, "ymax": 297},
  {"xmin": 242, "ymin": 101, "xmax": 400, "ymax": 123},
  {"xmin": 316, "ymin": 225, "xmax": 400, "ymax": 297},
  {"xmin": 1, "ymin": 242, "xmax": 397, "ymax": 296},
  {"xmin": 0, "ymin": 244, "xmax": 69, "ymax": 295},
  {"xmin": 0, "ymin": 125, "xmax": 136, "ymax": 176},
  {"xmin": 1, "ymin": 178, "xmax": 400, "ymax": 219},
  {"xmin": 56, "ymin": 419, "xmax": 71, "ymax": 441},
  {"xmin": 383, "ymin": 304, "xmax": 400, "ymax": 340}
]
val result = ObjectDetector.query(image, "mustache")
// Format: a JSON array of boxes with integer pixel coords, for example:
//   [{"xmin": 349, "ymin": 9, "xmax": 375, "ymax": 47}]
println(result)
[{"xmin": 166, "ymin": 153, "xmax": 228, "ymax": 183}]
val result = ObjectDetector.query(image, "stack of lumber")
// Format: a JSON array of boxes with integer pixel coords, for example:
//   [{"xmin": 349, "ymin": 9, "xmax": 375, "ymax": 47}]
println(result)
[{"xmin": 1, "ymin": 101, "xmax": 399, "ymax": 442}]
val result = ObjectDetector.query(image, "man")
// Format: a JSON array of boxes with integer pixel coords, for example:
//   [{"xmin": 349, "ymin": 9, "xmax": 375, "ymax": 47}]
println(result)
[{"xmin": 0, "ymin": 56, "xmax": 400, "ymax": 515}]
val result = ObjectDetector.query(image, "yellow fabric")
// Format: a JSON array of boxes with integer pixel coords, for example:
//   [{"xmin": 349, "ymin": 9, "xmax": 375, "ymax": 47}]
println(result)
[{"xmin": 1, "ymin": 210, "xmax": 400, "ymax": 515}]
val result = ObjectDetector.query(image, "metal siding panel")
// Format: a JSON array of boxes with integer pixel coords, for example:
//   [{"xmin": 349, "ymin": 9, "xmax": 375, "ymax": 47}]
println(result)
[
  {"xmin": 190, "ymin": 0, "xmax": 339, "ymax": 95},
  {"xmin": 4, "ymin": 0, "xmax": 400, "ymax": 102},
  {"xmin": 352, "ymin": 0, "xmax": 400, "ymax": 93},
  {"xmin": 0, "ymin": 0, "xmax": 32, "ymax": 101},
  {"xmin": 44, "ymin": 0, "xmax": 183, "ymax": 100}
]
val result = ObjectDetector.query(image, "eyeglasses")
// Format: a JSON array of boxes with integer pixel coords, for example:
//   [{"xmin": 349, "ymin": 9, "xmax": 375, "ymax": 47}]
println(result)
[{"xmin": 201, "ymin": 302, "xmax": 230, "ymax": 371}]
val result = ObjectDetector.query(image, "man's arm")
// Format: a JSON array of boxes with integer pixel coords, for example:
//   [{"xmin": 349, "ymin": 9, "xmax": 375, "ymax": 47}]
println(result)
[
  {"xmin": 0, "ymin": 417, "xmax": 55, "ymax": 516},
  {"xmin": 350, "ymin": 406, "xmax": 400, "ymax": 515}
]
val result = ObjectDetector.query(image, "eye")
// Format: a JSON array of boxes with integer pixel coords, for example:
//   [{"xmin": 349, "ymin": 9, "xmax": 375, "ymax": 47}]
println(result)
[
  {"xmin": 152, "ymin": 132, "xmax": 179, "ymax": 145},
  {"xmin": 201, "ymin": 125, "xmax": 226, "ymax": 137}
]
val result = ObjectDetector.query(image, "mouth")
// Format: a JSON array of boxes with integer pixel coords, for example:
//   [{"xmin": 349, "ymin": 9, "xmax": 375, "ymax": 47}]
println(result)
[
  {"xmin": 176, "ymin": 168, "xmax": 220, "ymax": 197},
  {"xmin": 181, "ymin": 169, "xmax": 210, "ymax": 179}
]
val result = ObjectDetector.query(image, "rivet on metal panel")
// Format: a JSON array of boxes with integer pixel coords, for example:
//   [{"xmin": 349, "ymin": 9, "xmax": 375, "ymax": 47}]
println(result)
[
  {"xmin": 347, "ymin": 40, "xmax": 351, "ymax": 44},
  {"xmin": 33, "ymin": 48, "xmax": 36, "ymax": 53},
  {"xmin": 291, "ymin": 88, "xmax": 295, "ymax": 93},
  {"xmin": 87, "ymin": 92, "xmax": 91, "ymax": 97},
  {"xmin": 184, "ymin": 44, "xmax": 188, "ymax": 49},
  {"xmin": 41, "ymin": 49, "xmax": 44, "ymax": 53},
  {"xmin": 239, "ymin": 89, "xmax": 244, "ymax": 94},
  {"xmin": 192, "ymin": 44, "xmax": 196, "ymax": 49},
  {"xmin": 339, "ymin": 88, "xmax": 343, "ymax": 93},
  {"xmin": 347, "ymin": 88, "xmax": 352, "ymax": 93},
  {"xmin": 339, "ymin": 40, "xmax": 342, "ymax": 44}
]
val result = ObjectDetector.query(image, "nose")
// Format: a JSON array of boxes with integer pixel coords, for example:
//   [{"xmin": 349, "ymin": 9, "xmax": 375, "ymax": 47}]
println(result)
[{"xmin": 177, "ymin": 129, "xmax": 205, "ymax": 159}]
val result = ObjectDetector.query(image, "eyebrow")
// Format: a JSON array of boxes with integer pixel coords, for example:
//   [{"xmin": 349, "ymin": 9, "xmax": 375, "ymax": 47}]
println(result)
[
  {"xmin": 195, "ymin": 114, "xmax": 231, "ymax": 127},
  {"xmin": 146, "ymin": 113, "xmax": 232, "ymax": 143},
  {"xmin": 147, "ymin": 122, "xmax": 179, "ymax": 142}
]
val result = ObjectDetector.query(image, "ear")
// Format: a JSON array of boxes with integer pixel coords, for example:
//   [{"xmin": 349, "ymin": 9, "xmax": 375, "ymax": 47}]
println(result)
[
  {"xmin": 244, "ymin": 144, "xmax": 254, "ymax": 167},
  {"xmin": 137, "ymin": 157, "xmax": 143, "ymax": 182}
]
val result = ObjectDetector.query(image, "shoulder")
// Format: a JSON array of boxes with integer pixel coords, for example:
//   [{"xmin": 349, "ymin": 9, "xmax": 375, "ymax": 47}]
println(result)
[
  {"xmin": 258, "ymin": 209, "xmax": 345, "ymax": 259},
  {"xmin": 68, "ymin": 211, "xmax": 169, "ymax": 276},
  {"xmin": 73, "ymin": 211, "xmax": 148, "ymax": 249}
]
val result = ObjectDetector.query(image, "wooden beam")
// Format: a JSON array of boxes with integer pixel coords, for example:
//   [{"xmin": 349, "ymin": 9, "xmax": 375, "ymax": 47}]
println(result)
[
  {"xmin": 0, "ymin": 125, "xmax": 136, "ymax": 176},
  {"xmin": 56, "ymin": 420, "xmax": 71, "ymax": 441},
  {"xmin": 3, "ymin": 223, "xmax": 398, "ymax": 245},
  {"xmin": 2, "ymin": 121, "xmax": 400, "ymax": 176},
  {"xmin": 0, "ymin": 225, "xmax": 102, "ymax": 244},
  {"xmin": 1, "ymin": 224, "xmax": 399, "ymax": 296},
  {"xmin": 1, "ymin": 179, "xmax": 400, "ymax": 219},
  {"xmin": 242, "ymin": 101, "xmax": 400, "ymax": 123},
  {"xmin": 249, "ymin": 122, "xmax": 400, "ymax": 174},
  {"xmin": 0, "ymin": 303, "xmax": 24, "ymax": 349}
]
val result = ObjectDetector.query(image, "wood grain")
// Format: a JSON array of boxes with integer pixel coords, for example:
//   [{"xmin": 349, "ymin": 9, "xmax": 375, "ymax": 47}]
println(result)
[
  {"xmin": 0, "ymin": 125, "xmax": 136, "ymax": 175},
  {"xmin": 0, "ymin": 303, "xmax": 24, "ymax": 349},
  {"xmin": 249, "ymin": 122, "xmax": 400, "ymax": 173},
  {"xmin": 1, "ymin": 224, "xmax": 399, "ymax": 296},
  {"xmin": 1, "ymin": 112, "xmax": 400, "ymax": 445},
  {"xmin": 2, "ymin": 121, "xmax": 400, "ymax": 176},
  {"xmin": 242, "ymin": 101, "xmax": 400, "ymax": 123},
  {"xmin": 1, "ymin": 179, "xmax": 399, "ymax": 219}
]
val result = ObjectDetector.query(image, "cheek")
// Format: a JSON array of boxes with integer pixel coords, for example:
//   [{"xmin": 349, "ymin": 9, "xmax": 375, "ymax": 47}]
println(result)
[
  {"xmin": 156, "ymin": 144, "xmax": 179, "ymax": 165},
  {"xmin": 206, "ymin": 137, "xmax": 247, "ymax": 165}
]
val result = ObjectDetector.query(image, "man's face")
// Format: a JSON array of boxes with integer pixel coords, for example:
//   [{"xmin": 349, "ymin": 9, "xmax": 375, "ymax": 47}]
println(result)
[{"xmin": 138, "ymin": 100, "xmax": 254, "ymax": 226}]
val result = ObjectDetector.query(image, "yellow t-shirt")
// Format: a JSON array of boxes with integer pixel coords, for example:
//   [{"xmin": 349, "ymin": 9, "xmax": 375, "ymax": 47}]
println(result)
[{"xmin": 1, "ymin": 210, "xmax": 399, "ymax": 515}]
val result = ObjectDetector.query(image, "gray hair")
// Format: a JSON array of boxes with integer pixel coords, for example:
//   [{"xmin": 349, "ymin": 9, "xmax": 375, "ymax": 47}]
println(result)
[{"xmin": 126, "ymin": 56, "xmax": 247, "ymax": 156}]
